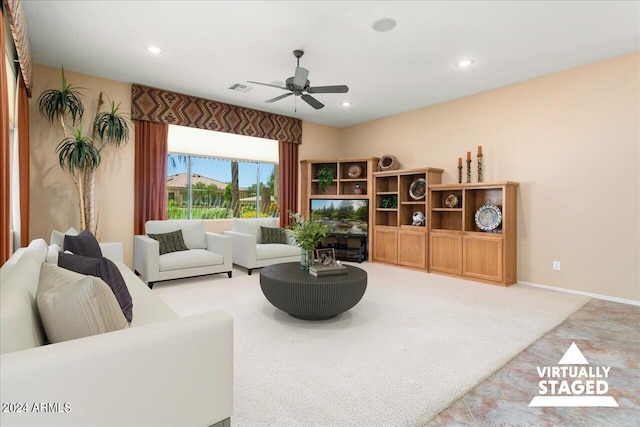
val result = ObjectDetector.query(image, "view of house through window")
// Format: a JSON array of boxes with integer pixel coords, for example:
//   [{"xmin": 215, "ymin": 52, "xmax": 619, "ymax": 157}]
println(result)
[{"xmin": 167, "ymin": 126, "xmax": 279, "ymax": 219}]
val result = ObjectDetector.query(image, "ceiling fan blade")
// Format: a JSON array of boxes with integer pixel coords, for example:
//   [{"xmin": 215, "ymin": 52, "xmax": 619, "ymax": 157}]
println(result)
[
  {"xmin": 293, "ymin": 67, "xmax": 309, "ymax": 88},
  {"xmin": 301, "ymin": 94, "xmax": 324, "ymax": 109},
  {"xmin": 265, "ymin": 92, "xmax": 293, "ymax": 103},
  {"xmin": 307, "ymin": 85, "xmax": 349, "ymax": 94},
  {"xmin": 247, "ymin": 80, "xmax": 287, "ymax": 90}
]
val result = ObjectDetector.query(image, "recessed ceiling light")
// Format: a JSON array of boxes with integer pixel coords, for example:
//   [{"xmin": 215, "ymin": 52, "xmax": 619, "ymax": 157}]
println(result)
[
  {"xmin": 456, "ymin": 59, "xmax": 474, "ymax": 68},
  {"xmin": 145, "ymin": 46, "xmax": 163, "ymax": 54},
  {"xmin": 342, "ymin": 101, "xmax": 352, "ymax": 107},
  {"xmin": 372, "ymin": 18, "xmax": 397, "ymax": 32}
]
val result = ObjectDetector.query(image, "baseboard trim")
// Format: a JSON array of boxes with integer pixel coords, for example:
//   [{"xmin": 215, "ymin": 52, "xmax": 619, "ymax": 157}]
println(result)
[{"xmin": 518, "ymin": 281, "xmax": 640, "ymax": 307}]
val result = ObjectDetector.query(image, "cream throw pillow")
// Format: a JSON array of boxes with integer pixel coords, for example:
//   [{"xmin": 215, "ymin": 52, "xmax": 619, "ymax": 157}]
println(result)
[{"xmin": 36, "ymin": 263, "xmax": 129, "ymax": 344}]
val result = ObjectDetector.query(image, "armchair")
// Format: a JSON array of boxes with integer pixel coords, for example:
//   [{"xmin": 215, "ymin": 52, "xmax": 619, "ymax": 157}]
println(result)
[
  {"xmin": 223, "ymin": 218, "xmax": 300, "ymax": 275},
  {"xmin": 134, "ymin": 220, "xmax": 232, "ymax": 287}
]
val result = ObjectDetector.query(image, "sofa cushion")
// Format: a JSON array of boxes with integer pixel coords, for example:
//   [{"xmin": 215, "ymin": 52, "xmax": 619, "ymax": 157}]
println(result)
[
  {"xmin": 115, "ymin": 261, "xmax": 178, "ymax": 326},
  {"xmin": 58, "ymin": 253, "xmax": 134, "ymax": 323},
  {"xmin": 148, "ymin": 229, "xmax": 190, "ymax": 255},
  {"xmin": 159, "ymin": 249, "xmax": 224, "ymax": 272},
  {"xmin": 46, "ymin": 244, "xmax": 62, "ymax": 264},
  {"xmin": 49, "ymin": 226, "xmax": 78, "ymax": 247},
  {"xmin": 0, "ymin": 240, "xmax": 49, "ymax": 354},
  {"xmin": 146, "ymin": 220, "xmax": 206, "ymax": 249},
  {"xmin": 37, "ymin": 263, "xmax": 129, "ymax": 344},
  {"xmin": 63, "ymin": 229, "xmax": 103, "ymax": 258},
  {"xmin": 261, "ymin": 226, "xmax": 288, "ymax": 244},
  {"xmin": 256, "ymin": 243, "xmax": 301, "ymax": 261}
]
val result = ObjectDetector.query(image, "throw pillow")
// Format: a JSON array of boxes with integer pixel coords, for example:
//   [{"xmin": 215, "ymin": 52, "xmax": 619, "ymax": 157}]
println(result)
[
  {"xmin": 50, "ymin": 226, "xmax": 79, "ymax": 247},
  {"xmin": 58, "ymin": 253, "xmax": 133, "ymax": 323},
  {"xmin": 63, "ymin": 229, "xmax": 103, "ymax": 258},
  {"xmin": 260, "ymin": 226, "xmax": 288, "ymax": 244},
  {"xmin": 147, "ymin": 229, "xmax": 190, "ymax": 255},
  {"xmin": 37, "ymin": 263, "xmax": 129, "ymax": 344}
]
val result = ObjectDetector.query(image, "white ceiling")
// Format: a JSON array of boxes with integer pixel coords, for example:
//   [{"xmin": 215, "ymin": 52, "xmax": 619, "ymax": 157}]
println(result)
[{"xmin": 22, "ymin": 1, "xmax": 639, "ymax": 128}]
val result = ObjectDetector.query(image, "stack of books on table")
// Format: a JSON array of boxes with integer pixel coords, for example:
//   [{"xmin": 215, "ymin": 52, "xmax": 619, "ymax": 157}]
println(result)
[{"xmin": 309, "ymin": 264, "xmax": 348, "ymax": 277}]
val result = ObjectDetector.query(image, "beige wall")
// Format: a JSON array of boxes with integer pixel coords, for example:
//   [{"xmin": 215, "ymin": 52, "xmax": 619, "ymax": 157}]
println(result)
[
  {"xmin": 338, "ymin": 52, "xmax": 639, "ymax": 301},
  {"xmin": 29, "ymin": 54, "xmax": 639, "ymax": 301},
  {"xmin": 29, "ymin": 64, "xmax": 135, "ymax": 266}
]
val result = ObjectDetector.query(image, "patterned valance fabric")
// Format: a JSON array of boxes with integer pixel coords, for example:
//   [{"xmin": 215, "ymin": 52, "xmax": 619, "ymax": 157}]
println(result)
[
  {"xmin": 3, "ymin": 0, "xmax": 32, "ymax": 97},
  {"xmin": 131, "ymin": 84, "xmax": 302, "ymax": 144}
]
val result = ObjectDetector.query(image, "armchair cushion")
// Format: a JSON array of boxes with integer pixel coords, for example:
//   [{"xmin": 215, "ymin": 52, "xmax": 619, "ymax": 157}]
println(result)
[
  {"xmin": 159, "ymin": 249, "xmax": 224, "ymax": 272},
  {"xmin": 58, "ymin": 253, "xmax": 133, "ymax": 322},
  {"xmin": 256, "ymin": 243, "xmax": 301, "ymax": 261},
  {"xmin": 148, "ymin": 229, "xmax": 189, "ymax": 255},
  {"xmin": 63, "ymin": 229, "xmax": 103, "ymax": 258},
  {"xmin": 261, "ymin": 226, "xmax": 288, "ymax": 244},
  {"xmin": 36, "ymin": 263, "xmax": 129, "ymax": 344}
]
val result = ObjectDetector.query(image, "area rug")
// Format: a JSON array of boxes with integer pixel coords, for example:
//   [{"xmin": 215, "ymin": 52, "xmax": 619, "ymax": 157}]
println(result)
[{"xmin": 152, "ymin": 262, "xmax": 589, "ymax": 427}]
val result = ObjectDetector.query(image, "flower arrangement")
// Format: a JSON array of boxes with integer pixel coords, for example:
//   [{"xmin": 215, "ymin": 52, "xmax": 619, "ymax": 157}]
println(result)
[{"xmin": 288, "ymin": 211, "xmax": 327, "ymax": 253}]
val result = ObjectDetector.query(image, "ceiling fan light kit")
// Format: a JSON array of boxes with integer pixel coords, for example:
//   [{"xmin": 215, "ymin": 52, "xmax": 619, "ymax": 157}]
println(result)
[{"xmin": 248, "ymin": 50, "xmax": 349, "ymax": 110}]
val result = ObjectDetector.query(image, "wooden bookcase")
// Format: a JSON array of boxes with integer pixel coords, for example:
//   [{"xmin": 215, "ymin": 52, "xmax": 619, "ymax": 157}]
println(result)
[
  {"xmin": 372, "ymin": 167, "xmax": 443, "ymax": 269},
  {"xmin": 428, "ymin": 181, "xmax": 519, "ymax": 286}
]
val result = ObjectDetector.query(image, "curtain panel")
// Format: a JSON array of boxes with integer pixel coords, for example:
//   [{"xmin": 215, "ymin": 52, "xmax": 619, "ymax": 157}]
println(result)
[
  {"xmin": 131, "ymin": 84, "xmax": 302, "ymax": 144},
  {"xmin": 279, "ymin": 141, "xmax": 299, "ymax": 228},
  {"xmin": 2, "ymin": 0, "xmax": 32, "ymax": 97},
  {"xmin": 18, "ymin": 71, "xmax": 28, "ymax": 246},
  {"xmin": 1, "ymin": 6, "xmax": 11, "ymax": 263},
  {"xmin": 134, "ymin": 120, "xmax": 169, "ymax": 235}
]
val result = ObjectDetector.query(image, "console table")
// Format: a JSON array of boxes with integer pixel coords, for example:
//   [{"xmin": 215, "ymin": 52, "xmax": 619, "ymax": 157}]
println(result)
[{"xmin": 259, "ymin": 263, "xmax": 367, "ymax": 320}]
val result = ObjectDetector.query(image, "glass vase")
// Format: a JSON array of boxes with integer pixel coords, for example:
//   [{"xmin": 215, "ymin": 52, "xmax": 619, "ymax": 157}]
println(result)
[{"xmin": 300, "ymin": 249, "xmax": 315, "ymax": 271}]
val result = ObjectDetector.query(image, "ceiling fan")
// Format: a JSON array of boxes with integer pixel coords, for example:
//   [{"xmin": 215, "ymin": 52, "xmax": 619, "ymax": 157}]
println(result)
[{"xmin": 248, "ymin": 50, "xmax": 348, "ymax": 110}]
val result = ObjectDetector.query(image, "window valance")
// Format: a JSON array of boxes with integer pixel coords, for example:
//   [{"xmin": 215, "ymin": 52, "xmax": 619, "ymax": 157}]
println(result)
[
  {"xmin": 3, "ymin": 0, "xmax": 32, "ymax": 96},
  {"xmin": 131, "ymin": 84, "xmax": 302, "ymax": 144}
]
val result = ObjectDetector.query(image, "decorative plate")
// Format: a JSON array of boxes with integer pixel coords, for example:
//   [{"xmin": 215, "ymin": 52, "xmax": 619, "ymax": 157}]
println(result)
[
  {"xmin": 347, "ymin": 165, "xmax": 362, "ymax": 178},
  {"xmin": 408, "ymin": 178, "xmax": 427, "ymax": 200},
  {"xmin": 445, "ymin": 194, "xmax": 459, "ymax": 208},
  {"xmin": 474, "ymin": 203, "xmax": 502, "ymax": 231}
]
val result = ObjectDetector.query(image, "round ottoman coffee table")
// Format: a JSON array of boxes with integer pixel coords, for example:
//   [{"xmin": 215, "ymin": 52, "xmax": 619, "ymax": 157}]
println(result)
[{"xmin": 259, "ymin": 262, "xmax": 367, "ymax": 320}]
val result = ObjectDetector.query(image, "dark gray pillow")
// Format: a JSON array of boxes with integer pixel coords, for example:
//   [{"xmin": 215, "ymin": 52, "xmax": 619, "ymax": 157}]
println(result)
[
  {"xmin": 58, "ymin": 253, "xmax": 133, "ymax": 323},
  {"xmin": 147, "ymin": 229, "xmax": 190, "ymax": 255},
  {"xmin": 261, "ymin": 226, "xmax": 287, "ymax": 244},
  {"xmin": 63, "ymin": 229, "xmax": 103, "ymax": 258}
]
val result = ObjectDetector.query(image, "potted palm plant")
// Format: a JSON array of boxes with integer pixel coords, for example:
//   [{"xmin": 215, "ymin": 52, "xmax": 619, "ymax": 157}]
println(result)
[{"xmin": 38, "ymin": 68, "xmax": 131, "ymax": 234}]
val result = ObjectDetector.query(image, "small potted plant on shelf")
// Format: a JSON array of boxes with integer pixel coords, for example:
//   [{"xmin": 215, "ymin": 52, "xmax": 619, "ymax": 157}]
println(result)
[
  {"xmin": 288, "ymin": 212, "xmax": 327, "ymax": 270},
  {"xmin": 316, "ymin": 165, "xmax": 335, "ymax": 192}
]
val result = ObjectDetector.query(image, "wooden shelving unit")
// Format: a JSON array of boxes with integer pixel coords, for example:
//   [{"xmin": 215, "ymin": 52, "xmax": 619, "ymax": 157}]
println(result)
[
  {"xmin": 300, "ymin": 158, "xmax": 379, "ymax": 261},
  {"xmin": 372, "ymin": 167, "xmax": 443, "ymax": 269},
  {"xmin": 428, "ymin": 181, "xmax": 519, "ymax": 286}
]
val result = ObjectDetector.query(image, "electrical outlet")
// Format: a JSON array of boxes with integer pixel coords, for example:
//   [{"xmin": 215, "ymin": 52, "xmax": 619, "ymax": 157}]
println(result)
[{"xmin": 553, "ymin": 261, "xmax": 561, "ymax": 271}]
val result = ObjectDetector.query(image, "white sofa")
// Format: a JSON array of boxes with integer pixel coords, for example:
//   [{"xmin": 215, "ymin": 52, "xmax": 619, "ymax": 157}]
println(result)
[
  {"xmin": 134, "ymin": 219, "xmax": 232, "ymax": 287},
  {"xmin": 223, "ymin": 217, "xmax": 300, "ymax": 275},
  {"xmin": 0, "ymin": 239, "xmax": 233, "ymax": 427}
]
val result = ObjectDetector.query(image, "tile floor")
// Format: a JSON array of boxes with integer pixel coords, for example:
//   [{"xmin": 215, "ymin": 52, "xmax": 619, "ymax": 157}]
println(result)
[{"xmin": 427, "ymin": 299, "xmax": 640, "ymax": 426}]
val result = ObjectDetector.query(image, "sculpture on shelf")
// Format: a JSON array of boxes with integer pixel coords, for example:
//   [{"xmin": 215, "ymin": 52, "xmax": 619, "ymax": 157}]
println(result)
[
  {"xmin": 412, "ymin": 211, "xmax": 425, "ymax": 226},
  {"xmin": 378, "ymin": 154, "xmax": 401, "ymax": 171}
]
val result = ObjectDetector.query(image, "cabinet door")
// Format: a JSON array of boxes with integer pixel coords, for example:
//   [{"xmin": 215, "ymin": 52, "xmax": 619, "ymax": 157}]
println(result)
[
  {"xmin": 398, "ymin": 230, "xmax": 426, "ymax": 269},
  {"xmin": 429, "ymin": 233, "xmax": 462, "ymax": 274},
  {"xmin": 463, "ymin": 235, "xmax": 503, "ymax": 283},
  {"xmin": 373, "ymin": 228, "xmax": 398, "ymax": 264}
]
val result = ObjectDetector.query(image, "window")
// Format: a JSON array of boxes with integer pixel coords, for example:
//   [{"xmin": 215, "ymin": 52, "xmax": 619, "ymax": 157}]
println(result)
[{"xmin": 167, "ymin": 126, "xmax": 279, "ymax": 219}]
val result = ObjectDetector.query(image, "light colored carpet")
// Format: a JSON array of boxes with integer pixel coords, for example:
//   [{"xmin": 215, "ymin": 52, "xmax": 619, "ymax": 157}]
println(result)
[{"xmin": 152, "ymin": 262, "xmax": 589, "ymax": 427}]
